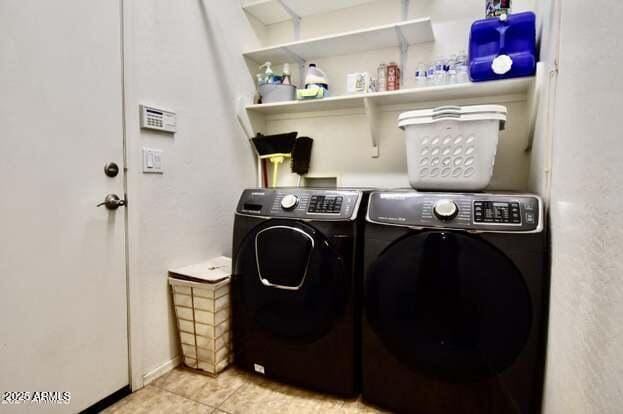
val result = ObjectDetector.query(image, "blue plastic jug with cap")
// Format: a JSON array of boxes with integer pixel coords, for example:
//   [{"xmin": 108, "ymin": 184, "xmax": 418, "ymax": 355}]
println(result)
[{"xmin": 468, "ymin": 11, "xmax": 536, "ymax": 82}]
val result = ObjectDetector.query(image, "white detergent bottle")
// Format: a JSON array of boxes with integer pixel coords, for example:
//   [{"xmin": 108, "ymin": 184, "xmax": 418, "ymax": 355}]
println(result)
[{"xmin": 304, "ymin": 64, "xmax": 328, "ymax": 88}]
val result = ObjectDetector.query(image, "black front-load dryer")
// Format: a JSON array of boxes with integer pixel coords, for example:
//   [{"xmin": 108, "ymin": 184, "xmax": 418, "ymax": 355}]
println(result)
[
  {"xmin": 362, "ymin": 191, "xmax": 549, "ymax": 414},
  {"xmin": 232, "ymin": 188, "xmax": 367, "ymax": 396}
]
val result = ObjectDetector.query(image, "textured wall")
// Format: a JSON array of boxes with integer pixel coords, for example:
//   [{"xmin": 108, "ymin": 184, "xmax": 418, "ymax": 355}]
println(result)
[
  {"xmin": 543, "ymin": 1, "xmax": 623, "ymax": 413},
  {"xmin": 123, "ymin": 0, "xmax": 258, "ymax": 380}
]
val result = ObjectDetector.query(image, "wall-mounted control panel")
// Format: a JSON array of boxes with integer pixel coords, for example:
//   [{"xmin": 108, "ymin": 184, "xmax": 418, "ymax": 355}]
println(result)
[
  {"xmin": 143, "ymin": 147, "xmax": 163, "ymax": 174},
  {"xmin": 140, "ymin": 105, "xmax": 177, "ymax": 133}
]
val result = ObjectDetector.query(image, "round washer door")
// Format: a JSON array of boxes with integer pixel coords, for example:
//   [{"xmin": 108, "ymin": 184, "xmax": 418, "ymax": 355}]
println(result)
[
  {"xmin": 366, "ymin": 231, "xmax": 532, "ymax": 383},
  {"xmin": 234, "ymin": 220, "xmax": 349, "ymax": 344}
]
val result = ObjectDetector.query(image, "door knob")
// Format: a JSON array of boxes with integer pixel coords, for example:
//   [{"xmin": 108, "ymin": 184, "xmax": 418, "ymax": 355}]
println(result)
[{"xmin": 97, "ymin": 194, "xmax": 127, "ymax": 210}]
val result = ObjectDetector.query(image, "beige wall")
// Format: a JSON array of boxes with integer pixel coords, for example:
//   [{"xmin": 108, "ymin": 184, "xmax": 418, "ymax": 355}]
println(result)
[
  {"xmin": 123, "ymin": 0, "xmax": 258, "ymax": 382},
  {"xmin": 541, "ymin": 1, "xmax": 623, "ymax": 413}
]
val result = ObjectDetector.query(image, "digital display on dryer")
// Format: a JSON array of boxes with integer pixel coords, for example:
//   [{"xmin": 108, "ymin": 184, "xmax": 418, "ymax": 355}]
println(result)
[{"xmin": 474, "ymin": 201, "xmax": 521, "ymax": 224}]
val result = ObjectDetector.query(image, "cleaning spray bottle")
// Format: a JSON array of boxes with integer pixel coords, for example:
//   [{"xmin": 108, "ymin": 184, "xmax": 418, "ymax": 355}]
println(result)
[{"xmin": 258, "ymin": 62, "xmax": 274, "ymax": 84}]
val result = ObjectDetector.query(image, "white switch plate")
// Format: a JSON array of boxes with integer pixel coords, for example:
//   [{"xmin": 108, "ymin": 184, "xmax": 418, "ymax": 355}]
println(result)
[{"xmin": 143, "ymin": 148, "xmax": 163, "ymax": 174}]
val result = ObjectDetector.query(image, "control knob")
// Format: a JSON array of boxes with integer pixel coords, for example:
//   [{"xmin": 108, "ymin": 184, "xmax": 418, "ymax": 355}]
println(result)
[
  {"xmin": 281, "ymin": 194, "xmax": 299, "ymax": 210},
  {"xmin": 433, "ymin": 199, "xmax": 458, "ymax": 221}
]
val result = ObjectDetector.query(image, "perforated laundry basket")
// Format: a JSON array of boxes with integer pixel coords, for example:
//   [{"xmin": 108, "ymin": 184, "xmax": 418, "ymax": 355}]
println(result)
[
  {"xmin": 169, "ymin": 257, "xmax": 232, "ymax": 375},
  {"xmin": 398, "ymin": 105, "xmax": 507, "ymax": 191}
]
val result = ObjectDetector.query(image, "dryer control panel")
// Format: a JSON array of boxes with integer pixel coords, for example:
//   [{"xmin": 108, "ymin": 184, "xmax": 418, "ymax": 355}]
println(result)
[
  {"xmin": 367, "ymin": 191, "xmax": 543, "ymax": 233},
  {"xmin": 236, "ymin": 188, "xmax": 364, "ymax": 221}
]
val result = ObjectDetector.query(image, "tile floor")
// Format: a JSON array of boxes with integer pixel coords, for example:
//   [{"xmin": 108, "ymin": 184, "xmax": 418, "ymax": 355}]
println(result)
[{"xmin": 104, "ymin": 367, "xmax": 389, "ymax": 414}]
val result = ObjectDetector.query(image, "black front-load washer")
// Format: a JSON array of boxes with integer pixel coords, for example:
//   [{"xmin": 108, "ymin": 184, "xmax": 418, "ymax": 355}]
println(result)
[
  {"xmin": 362, "ymin": 191, "xmax": 549, "ymax": 414},
  {"xmin": 232, "ymin": 188, "xmax": 367, "ymax": 396}
]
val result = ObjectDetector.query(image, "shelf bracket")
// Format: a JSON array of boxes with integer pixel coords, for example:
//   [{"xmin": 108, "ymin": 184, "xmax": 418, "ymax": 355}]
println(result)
[
  {"xmin": 277, "ymin": 0, "xmax": 302, "ymax": 40},
  {"xmin": 277, "ymin": 1, "xmax": 303, "ymax": 86},
  {"xmin": 364, "ymin": 97, "xmax": 380, "ymax": 158},
  {"xmin": 401, "ymin": 0, "xmax": 410, "ymax": 21},
  {"xmin": 281, "ymin": 47, "xmax": 305, "ymax": 66},
  {"xmin": 395, "ymin": 26, "xmax": 409, "ymax": 88},
  {"xmin": 281, "ymin": 46, "xmax": 306, "ymax": 88}
]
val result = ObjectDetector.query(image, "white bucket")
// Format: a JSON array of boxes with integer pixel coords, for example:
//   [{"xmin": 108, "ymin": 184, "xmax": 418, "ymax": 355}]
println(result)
[
  {"xmin": 259, "ymin": 83, "xmax": 296, "ymax": 103},
  {"xmin": 398, "ymin": 105, "xmax": 507, "ymax": 191}
]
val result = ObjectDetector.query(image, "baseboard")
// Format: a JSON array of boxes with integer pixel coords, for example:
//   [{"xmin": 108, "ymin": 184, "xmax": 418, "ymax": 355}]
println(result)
[
  {"xmin": 143, "ymin": 355, "xmax": 182, "ymax": 386},
  {"xmin": 80, "ymin": 386, "xmax": 131, "ymax": 413}
]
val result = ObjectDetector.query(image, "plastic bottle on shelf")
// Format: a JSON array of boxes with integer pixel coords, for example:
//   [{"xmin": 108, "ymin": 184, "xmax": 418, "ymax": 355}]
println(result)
[
  {"xmin": 387, "ymin": 62, "xmax": 400, "ymax": 91},
  {"xmin": 426, "ymin": 63, "xmax": 436, "ymax": 86},
  {"xmin": 369, "ymin": 78, "xmax": 377, "ymax": 93},
  {"xmin": 377, "ymin": 63, "xmax": 387, "ymax": 92},
  {"xmin": 415, "ymin": 63, "xmax": 427, "ymax": 88},
  {"xmin": 282, "ymin": 63, "xmax": 292, "ymax": 85},
  {"xmin": 457, "ymin": 50, "xmax": 470, "ymax": 83},
  {"xmin": 446, "ymin": 54, "xmax": 458, "ymax": 84},
  {"xmin": 433, "ymin": 57, "xmax": 446, "ymax": 86},
  {"xmin": 457, "ymin": 50, "xmax": 468, "ymax": 65},
  {"xmin": 259, "ymin": 62, "xmax": 274, "ymax": 84},
  {"xmin": 305, "ymin": 64, "xmax": 329, "ymax": 88}
]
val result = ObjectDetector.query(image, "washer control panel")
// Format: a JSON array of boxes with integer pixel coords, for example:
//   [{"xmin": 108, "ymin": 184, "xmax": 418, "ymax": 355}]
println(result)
[
  {"xmin": 236, "ymin": 188, "xmax": 363, "ymax": 221},
  {"xmin": 308, "ymin": 195, "xmax": 343, "ymax": 214},
  {"xmin": 367, "ymin": 191, "xmax": 542, "ymax": 232}
]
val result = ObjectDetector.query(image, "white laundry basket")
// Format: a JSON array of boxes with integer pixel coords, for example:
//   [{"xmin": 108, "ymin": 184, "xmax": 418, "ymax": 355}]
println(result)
[
  {"xmin": 168, "ymin": 257, "xmax": 233, "ymax": 375},
  {"xmin": 398, "ymin": 105, "xmax": 507, "ymax": 191}
]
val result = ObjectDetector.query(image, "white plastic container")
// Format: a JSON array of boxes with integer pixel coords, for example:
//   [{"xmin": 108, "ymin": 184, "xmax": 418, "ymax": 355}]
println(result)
[
  {"xmin": 168, "ymin": 257, "xmax": 232, "ymax": 375},
  {"xmin": 398, "ymin": 105, "xmax": 507, "ymax": 191}
]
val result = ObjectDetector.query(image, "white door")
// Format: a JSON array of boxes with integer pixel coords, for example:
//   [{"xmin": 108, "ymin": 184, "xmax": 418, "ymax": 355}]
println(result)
[{"xmin": 0, "ymin": 1, "xmax": 129, "ymax": 412}]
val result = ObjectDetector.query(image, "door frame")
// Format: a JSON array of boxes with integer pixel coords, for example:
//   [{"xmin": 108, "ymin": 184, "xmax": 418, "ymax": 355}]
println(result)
[{"xmin": 119, "ymin": 0, "xmax": 144, "ymax": 392}]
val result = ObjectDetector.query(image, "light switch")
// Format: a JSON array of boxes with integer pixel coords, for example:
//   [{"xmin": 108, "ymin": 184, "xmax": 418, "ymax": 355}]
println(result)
[
  {"xmin": 153, "ymin": 151, "xmax": 161, "ymax": 169},
  {"xmin": 143, "ymin": 148, "xmax": 163, "ymax": 174}
]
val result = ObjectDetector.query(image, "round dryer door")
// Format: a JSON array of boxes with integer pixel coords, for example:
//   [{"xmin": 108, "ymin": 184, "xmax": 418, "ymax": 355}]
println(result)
[
  {"xmin": 366, "ymin": 231, "xmax": 532, "ymax": 383},
  {"xmin": 235, "ymin": 220, "xmax": 349, "ymax": 344}
]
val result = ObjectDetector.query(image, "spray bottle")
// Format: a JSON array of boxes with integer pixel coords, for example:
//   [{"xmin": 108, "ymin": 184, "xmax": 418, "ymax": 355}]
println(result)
[{"xmin": 258, "ymin": 62, "xmax": 274, "ymax": 84}]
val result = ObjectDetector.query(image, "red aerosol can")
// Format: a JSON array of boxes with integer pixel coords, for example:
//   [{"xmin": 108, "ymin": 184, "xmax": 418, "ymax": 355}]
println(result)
[{"xmin": 387, "ymin": 62, "xmax": 401, "ymax": 91}]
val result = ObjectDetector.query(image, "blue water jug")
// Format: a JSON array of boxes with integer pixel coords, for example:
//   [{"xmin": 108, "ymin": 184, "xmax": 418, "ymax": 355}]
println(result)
[{"xmin": 469, "ymin": 12, "xmax": 537, "ymax": 82}]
